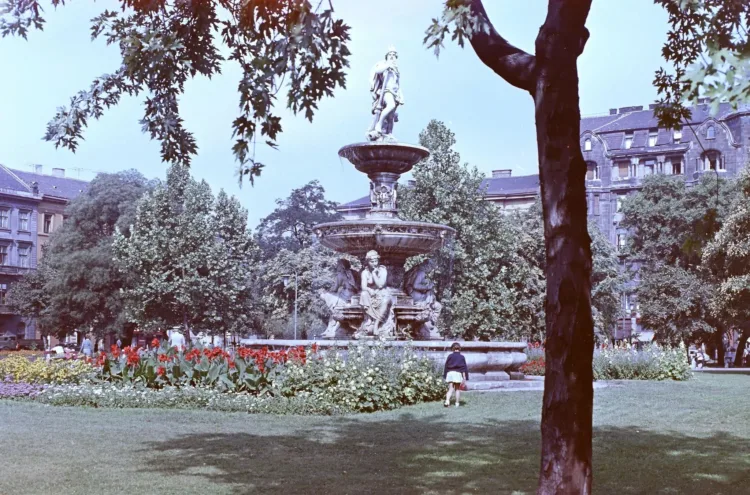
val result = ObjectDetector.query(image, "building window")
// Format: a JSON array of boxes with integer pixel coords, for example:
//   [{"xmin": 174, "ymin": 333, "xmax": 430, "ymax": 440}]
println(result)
[
  {"xmin": 18, "ymin": 245, "xmax": 30, "ymax": 268},
  {"xmin": 616, "ymin": 161, "xmax": 629, "ymax": 179},
  {"xmin": 644, "ymin": 160, "xmax": 656, "ymax": 176},
  {"xmin": 0, "ymin": 284, "xmax": 7, "ymax": 305},
  {"xmin": 702, "ymin": 151, "xmax": 723, "ymax": 171},
  {"xmin": 624, "ymin": 133, "xmax": 633, "ymax": 149},
  {"xmin": 706, "ymin": 125, "xmax": 715, "ymax": 139},
  {"xmin": 669, "ymin": 160, "xmax": 682, "ymax": 175},
  {"xmin": 648, "ymin": 129, "xmax": 658, "ymax": 147},
  {"xmin": 673, "ymin": 129, "xmax": 682, "ymax": 142},
  {"xmin": 584, "ymin": 138, "xmax": 592, "ymax": 151},
  {"xmin": 0, "ymin": 245, "xmax": 7, "ymax": 265},
  {"xmin": 617, "ymin": 233, "xmax": 627, "ymax": 252},
  {"xmin": 18, "ymin": 210, "xmax": 30, "ymax": 231},
  {"xmin": 624, "ymin": 294, "xmax": 638, "ymax": 313},
  {"xmin": 586, "ymin": 162, "xmax": 599, "ymax": 180},
  {"xmin": 43, "ymin": 213, "xmax": 53, "ymax": 234},
  {"xmin": 593, "ymin": 194, "xmax": 600, "ymax": 216},
  {"xmin": 0, "ymin": 208, "xmax": 9, "ymax": 229}
]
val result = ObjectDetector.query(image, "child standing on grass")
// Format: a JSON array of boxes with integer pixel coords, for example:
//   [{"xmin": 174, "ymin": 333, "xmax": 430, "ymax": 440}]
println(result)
[{"xmin": 444, "ymin": 342, "xmax": 469, "ymax": 407}]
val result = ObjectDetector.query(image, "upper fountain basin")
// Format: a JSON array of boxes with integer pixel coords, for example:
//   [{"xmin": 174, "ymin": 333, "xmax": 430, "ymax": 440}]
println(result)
[{"xmin": 339, "ymin": 142, "xmax": 429, "ymax": 176}]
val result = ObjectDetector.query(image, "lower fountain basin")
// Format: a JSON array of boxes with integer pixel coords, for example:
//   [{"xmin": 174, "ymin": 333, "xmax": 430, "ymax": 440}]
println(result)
[
  {"xmin": 315, "ymin": 219, "xmax": 455, "ymax": 264},
  {"xmin": 241, "ymin": 340, "xmax": 528, "ymax": 377}
]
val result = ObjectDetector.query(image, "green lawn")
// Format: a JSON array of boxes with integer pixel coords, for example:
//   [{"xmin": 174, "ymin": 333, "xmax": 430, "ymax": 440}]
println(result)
[{"xmin": 1, "ymin": 374, "xmax": 748, "ymax": 495}]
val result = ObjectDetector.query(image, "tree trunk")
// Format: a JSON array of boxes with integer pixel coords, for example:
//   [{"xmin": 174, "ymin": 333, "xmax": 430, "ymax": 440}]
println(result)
[
  {"xmin": 534, "ymin": 3, "xmax": 594, "ymax": 494},
  {"xmin": 464, "ymin": 1, "xmax": 594, "ymax": 492},
  {"xmin": 714, "ymin": 330, "xmax": 725, "ymax": 366},
  {"xmin": 734, "ymin": 326, "xmax": 749, "ymax": 367}
]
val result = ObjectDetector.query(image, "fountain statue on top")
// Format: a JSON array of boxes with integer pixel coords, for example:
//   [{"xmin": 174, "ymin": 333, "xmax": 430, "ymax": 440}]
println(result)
[
  {"xmin": 367, "ymin": 46, "xmax": 404, "ymax": 142},
  {"xmin": 316, "ymin": 47, "xmax": 454, "ymax": 340}
]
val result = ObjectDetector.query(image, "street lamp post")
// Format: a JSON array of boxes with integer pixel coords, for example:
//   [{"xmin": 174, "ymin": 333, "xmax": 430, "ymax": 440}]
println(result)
[{"xmin": 282, "ymin": 272, "xmax": 298, "ymax": 340}]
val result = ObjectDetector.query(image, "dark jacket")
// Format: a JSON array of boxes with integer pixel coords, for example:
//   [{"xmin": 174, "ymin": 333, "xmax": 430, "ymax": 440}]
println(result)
[{"xmin": 443, "ymin": 352, "xmax": 469, "ymax": 380}]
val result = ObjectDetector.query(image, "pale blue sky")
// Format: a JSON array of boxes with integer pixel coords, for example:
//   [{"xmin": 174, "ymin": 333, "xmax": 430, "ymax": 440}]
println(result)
[{"xmin": 0, "ymin": 1, "xmax": 668, "ymax": 227}]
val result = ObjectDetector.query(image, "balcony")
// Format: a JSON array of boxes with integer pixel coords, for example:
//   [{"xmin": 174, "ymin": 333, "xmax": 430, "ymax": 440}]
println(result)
[{"xmin": 0, "ymin": 266, "xmax": 32, "ymax": 276}]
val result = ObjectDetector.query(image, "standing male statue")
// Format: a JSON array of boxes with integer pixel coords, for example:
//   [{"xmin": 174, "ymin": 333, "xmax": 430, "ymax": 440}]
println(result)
[{"xmin": 367, "ymin": 46, "xmax": 404, "ymax": 142}]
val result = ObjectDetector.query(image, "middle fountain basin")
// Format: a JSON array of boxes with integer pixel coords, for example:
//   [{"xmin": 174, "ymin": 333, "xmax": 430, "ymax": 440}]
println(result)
[{"xmin": 315, "ymin": 219, "xmax": 455, "ymax": 265}]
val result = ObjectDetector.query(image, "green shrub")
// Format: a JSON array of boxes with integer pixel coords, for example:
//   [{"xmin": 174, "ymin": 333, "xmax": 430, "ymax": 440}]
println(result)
[
  {"xmin": 35, "ymin": 383, "xmax": 349, "ymax": 415},
  {"xmin": 275, "ymin": 341, "xmax": 445, "ymax": 413},
  {"xmin": 593, "ymin": 343, "xmax": 692, "ymax": 381}
]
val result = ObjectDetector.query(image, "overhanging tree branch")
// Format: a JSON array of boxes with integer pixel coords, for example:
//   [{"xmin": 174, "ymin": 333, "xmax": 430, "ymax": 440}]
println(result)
[{"xmin": 467, "ymin": 0, "xmax": 536, "ymax": 94}]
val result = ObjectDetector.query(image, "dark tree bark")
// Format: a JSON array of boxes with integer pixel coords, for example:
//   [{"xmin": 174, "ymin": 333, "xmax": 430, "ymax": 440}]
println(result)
[
  {"xmin": 714, "ymin": 329, "xmax": 725, "ymax": 366},
  {"xmin": 734, "ymin": 325, "xmax": 749, "ymax": 368},
  {"xmin": 467, "ymin": 1, "xmax": 594, "ymax": 493}
]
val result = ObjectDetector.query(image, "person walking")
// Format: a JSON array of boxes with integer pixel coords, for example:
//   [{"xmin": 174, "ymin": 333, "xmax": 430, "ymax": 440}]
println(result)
[
  {"xmin": 80, "ymin": 336, "xmax": 93, "ymax": 358},
  {"xmin": 443, "ymin": 342, "xmax": 469, "ymax": 408}
]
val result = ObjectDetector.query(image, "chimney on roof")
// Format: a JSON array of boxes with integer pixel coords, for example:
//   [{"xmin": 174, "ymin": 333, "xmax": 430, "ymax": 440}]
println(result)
[
  {"xmin": 31, "ymin": 181, "xmax": 39, "ymax": 194},
  {"xmin": 492, "ymin": 169, "xmax": 512, "ymax": 178},
  {"xmin": 609, "ymin": 108, "xmax": 617, "ymax": 115},
  {"xmin": 34, "ymin": 164, "xmax": 43, "ymax": 174},
  {"xmin": 52, "ymin": 168, "xmax": 65, "ymax": 178},
  {"xmin": 618, "ymin": 105, "xmax": 644, "ymax": 114}
]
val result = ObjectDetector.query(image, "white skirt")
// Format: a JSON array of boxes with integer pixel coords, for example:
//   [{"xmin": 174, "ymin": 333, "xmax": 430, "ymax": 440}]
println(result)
[{"xmin": 446, "ymin": 371, "xmax": 464, "ymax": 383}]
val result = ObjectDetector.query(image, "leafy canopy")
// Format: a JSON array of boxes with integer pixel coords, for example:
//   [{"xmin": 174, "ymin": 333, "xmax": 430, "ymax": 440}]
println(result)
[
  {"xmin": 654, "ymin": 0, "xmax": 750, "ymax": 128},
  {"xmin": 256, "ymin": 180, "xmax": 341, "ymax": 256},
  {"xmin": 1, "ymin": 0, "xmax": 351, "ymax": 184}
]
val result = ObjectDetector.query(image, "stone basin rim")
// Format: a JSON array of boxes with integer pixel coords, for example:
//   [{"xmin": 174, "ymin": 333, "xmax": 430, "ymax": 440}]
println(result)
[
  {"xmin": 242, "ymin": 339, "xmax": 527, "ymax": 351},
  {"xmin": 315, "ymin": 219, "xmax": 456, "ymax": 234},
  {"xmin": 338, "ymin": 141, "xmax": 430, "ymax": 156}
]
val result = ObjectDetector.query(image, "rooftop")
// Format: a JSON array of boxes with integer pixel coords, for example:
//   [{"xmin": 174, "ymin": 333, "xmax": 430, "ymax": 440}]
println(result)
[{"xmin": 7, "ymin": 167, "xmax": 88, "ymax": 201}]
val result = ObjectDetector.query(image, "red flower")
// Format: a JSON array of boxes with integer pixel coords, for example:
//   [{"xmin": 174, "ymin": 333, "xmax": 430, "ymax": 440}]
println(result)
[
  {"xmin": 228, "ymin": 360, "xmax": 236, "ymax": 369},
  {"xmin": 151, "ymin": 338, "xmax": 160, "ymax": 348},
  {"xmin": 157, "ymin": 366, "xmax": 166, "ymax": 376},
  {"xmin": 127, "ymin": 353, "xmax": 140, "ymax": 366},
  {"xmin": 158, "ymin": 354, "xmax": 171, "ymax": 363},
  {"xmin": 96, "ymin": 353, "xmax": 107, "ymax": 366}
]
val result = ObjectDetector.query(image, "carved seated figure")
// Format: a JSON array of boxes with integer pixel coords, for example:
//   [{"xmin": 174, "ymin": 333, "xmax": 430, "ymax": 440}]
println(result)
[
  {"xmin": 320, "ymin": 259, "xmax": 360, "ymax": 338},
  {"xmin": 403, "ymin": 258, "xmax": 442, "ymax": 339},
  {"xmin": 358, "ymin": 250, "xmax": 396, "ymax": 338}
]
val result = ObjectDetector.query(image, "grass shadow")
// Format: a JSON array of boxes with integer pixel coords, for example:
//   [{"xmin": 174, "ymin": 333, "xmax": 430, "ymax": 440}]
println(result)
[{"xmin": 140, "ymin": 414, "xmax": 750, "ymax": 494}]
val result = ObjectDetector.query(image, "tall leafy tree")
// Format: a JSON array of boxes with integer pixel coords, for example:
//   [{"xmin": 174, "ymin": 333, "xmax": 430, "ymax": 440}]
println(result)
[
  {"xmin": 113, "ymin": 165, "xmax": 257, "ymax": 335},
  {"xmin": 514, "ymin": 201, "xmax": 623, "ymax": 341},
  {"xmin": 256, "ymin": 180, "xmax": 341, "ymax": 256},
  {"xmin": 703, "ymin": 169, "xmax": 750, "ymax": 366},
  {"xmin": 620, "ymin": 174, "xmax": 738, "ymax": 348},
  {"xmin": 8, "ymin": 170, "xmax": 151, "ymax": 340},
  {"xmin": 400, "ymin": 120, "xmax": 546, "ymax": 342}
]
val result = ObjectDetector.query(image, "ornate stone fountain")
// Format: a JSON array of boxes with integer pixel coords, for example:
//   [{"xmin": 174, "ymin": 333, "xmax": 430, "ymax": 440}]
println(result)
[
  {"xmin": 314, "ymin": 46, "xmax": 455, "ymax": 340},
  {"xmin": 244, "ymin": 47, "xmax": 528, "ymax": 385}
]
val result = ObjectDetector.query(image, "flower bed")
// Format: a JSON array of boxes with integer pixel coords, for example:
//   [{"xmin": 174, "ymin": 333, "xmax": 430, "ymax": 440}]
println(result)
[
  {"xmin": 0, "ymin": 376, "xmax": 47, "ymax": 399},
  {"xmin": 1, "ymin": 340, "xmax": 444, "ymax": 414},
  {"xmin": 521, "ymin": 342, "xmax": 545, "ymax": 376},
  {"xmin": 593, "ymin": 343, "xmax": 691, "ymax": 381},
  {"xmin": 520, "ymin": 341, "xmax": 691, "ymax": 381},
  {"xmin": 0, "ymin": 355, "xmax": 94, "ymax": 384}
]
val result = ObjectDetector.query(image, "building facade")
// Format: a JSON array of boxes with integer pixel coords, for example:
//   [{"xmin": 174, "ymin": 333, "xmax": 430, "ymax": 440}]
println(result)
[
  {"xmin": 0, "ymin": 164, "xmax": 88, "ymax": 338},
  {"xmin": 338, "ymin": 102, "xmax": 750, "ymax": 339}
]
